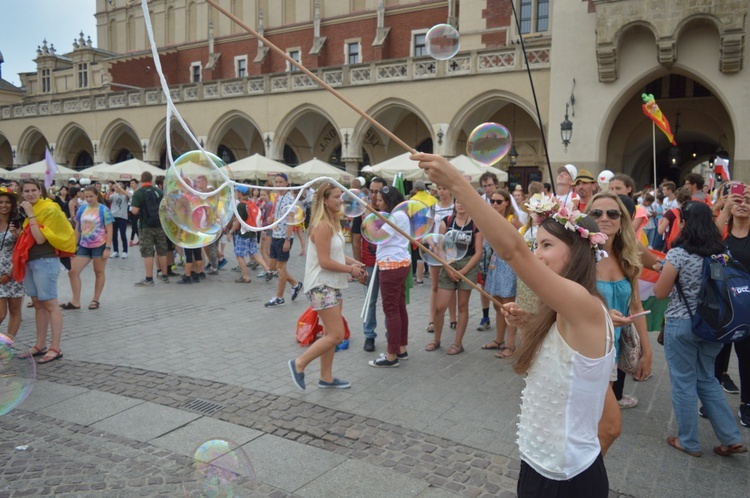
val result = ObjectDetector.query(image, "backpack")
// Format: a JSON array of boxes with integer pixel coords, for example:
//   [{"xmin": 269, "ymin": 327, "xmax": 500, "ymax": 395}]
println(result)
[
  {"xmin": 242, "ymin": 200, "xmax": 261, "ymax": 229},
  {"xmin": 139, "ymin": 186, "xmax": 163, "ymax": 228},
  {"xmin": 676, "ymin": 253, "xmax": 750, "ymax": 343},
  {"xmin": 665, "ymin": 208, "xmax": 681, "ymax": 250}
]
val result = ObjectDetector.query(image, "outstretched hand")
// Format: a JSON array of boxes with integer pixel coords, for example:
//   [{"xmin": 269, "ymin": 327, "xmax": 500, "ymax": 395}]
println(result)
[{"xmin": 410, "ymin": 153, "xmax": 465, "ymax": 189}]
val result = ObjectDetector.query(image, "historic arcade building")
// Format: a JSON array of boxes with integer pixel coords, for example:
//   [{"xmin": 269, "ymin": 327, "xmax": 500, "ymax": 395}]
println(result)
[{"xmin": 0, "ymin": 0, "xmax": 747, "ymax": 187}]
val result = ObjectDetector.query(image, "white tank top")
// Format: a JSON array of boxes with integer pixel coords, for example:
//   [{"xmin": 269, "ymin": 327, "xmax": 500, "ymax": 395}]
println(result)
[
  {"xmin": 517, "ymin": 304, "xmax": 615, "ymax": 480},
  {"xmin": 303, "ymin": 230, "xmax": 349, "ymax": 293}
]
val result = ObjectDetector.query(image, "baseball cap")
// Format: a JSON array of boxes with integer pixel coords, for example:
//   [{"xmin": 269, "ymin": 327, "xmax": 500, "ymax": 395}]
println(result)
[
  {"xmin": 236, "ymin": 184, "xmax": 250, "ymax": 195},
  {"xmin": 414, "ymin": 180, "xmax": 426, "ymax": 191},
  {"xmin": 275, "ymin": 173, "xmax": 288, "ymax": 182},
  {"xmin": 557, "ymin": 164, "xmax": 577, "ymax": 180},
  {"xmin": 574, "ymin": 169, "xmax": 596, "ymax": 184}
]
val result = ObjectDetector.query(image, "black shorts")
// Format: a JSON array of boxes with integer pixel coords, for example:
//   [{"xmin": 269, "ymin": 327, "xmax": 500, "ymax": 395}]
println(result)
[
  {"xmin": 184, "ymin": 248, "xmax": 203, "ymax": 263},
  {"xmin": 517, "ymin": 454, "xmax": 608, "ymax": 498},
  {"xmin": 269, "ymin": 237, "xmax": 293, "ymax": 262}
]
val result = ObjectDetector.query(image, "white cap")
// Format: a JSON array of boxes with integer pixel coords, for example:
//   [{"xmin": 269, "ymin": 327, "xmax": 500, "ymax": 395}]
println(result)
[
  {"xmin": 356, "ymin": 176, "xmax": 366, "ymax": 186},
  {"xmin": 564, "ymin": 164, "xmax": 577, "ymax": 180}
]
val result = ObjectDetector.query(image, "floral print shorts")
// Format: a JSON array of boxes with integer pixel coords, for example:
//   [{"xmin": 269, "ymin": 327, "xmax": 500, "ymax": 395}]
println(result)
[{"xmin": 306, "ymin": 285, "xmax": 343, "ymax": 311}]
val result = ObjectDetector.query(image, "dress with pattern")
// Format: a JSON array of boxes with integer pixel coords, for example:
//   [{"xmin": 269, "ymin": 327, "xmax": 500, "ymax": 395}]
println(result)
[{"xmin": 0, "ymin": 229, "xmax": 26, "ymax": 298}]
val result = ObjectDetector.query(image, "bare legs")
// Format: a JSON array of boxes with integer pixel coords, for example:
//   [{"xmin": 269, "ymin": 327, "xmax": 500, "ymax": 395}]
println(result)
[
  {"xmin": 294, "ymin": 302, "xmax": 345, "ymax": 383},
  {"xmin": 0, "ymin": 297, "xmax": 23, "ymax": 339}
]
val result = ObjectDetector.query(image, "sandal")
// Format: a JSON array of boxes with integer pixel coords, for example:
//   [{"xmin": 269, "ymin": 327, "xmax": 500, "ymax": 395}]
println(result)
[
  {"xmin": 24, "ymin": 345, "xmax": 48, "ymax": 358},
  {"xmin": 425, "ymin": 322, "xmax": 435, "ymax": 333},
  {"xmin": 496, "ymin": 347, "xmax": 515, "ymax": 359},
  {"xmin": 450, "ymin": 321, "xmax": 457, "ymax": 329},
  {"xmin": 88, "ymin": 300, "xmax": 100, "ymax": 310},
  {"xmin": 446, "ymin": 344, "xmax": 464, "ymax": 355},
  {"xmin": 60, "ymin": 302, "xmax": 80, "ymax": 310},
  {"xmin": 37, "ymin": 348, "xmax": 63, "ymax": 364},
  {"xmin": 425, "ymin": 341, "xmax": 441, "ymax": 352},
  {"xmin": 714, "ymin": 443, "xmax": 748, "ymax": 457},
  {"xmin": 666, "ymin": 436, "xmax": 702, "ymax": 457},
  {"xmin": 481, "ymin": 340, "xmax": 505, "ymax": 350},
  {"xmin": 234, "ymin": 277, "xmax": 252, "ymax": 283}
]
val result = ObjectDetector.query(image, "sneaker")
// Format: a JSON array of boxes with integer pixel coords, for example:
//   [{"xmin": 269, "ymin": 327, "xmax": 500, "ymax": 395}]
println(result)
[
  {"xmin": 121, "ymin": 252, "xmax": 128, "ymax": 259},
  {"xmin": 288, "ymin": 359, "xmax": 305, "ymax": 390},
  {"xmin": 397, "ymin": 351, "xmax": 409, "ymax": 360},
  {"xmin": 206, "ymin": 269, "xmax": 219, "ymax": 275},
  {"xmin": 176, "ymin": 275, "xmax": 192, "ymax": 285},
  {"xmin": 191, "ymin": 274, "xmax": 201, "ymax": 283},
  {"xmin": 160, "ymin": 275, "xmax": 170, "ymax": 284},
  {"xmin": 265, "ymin": 271, "xmax": 274, "ymax": 283},
  {"xmin": 291, "ymin": 282, "xmax": 303, "ymax": 301},
  {"xmin": 739, "ymin": 403, "xmax": 750, "ymax": 427},
  {"xmin": 250, "ymin": 261, "xmax": 259, "ymax": 270},
  {"xmin": 369, "ymin": 354, "xmax": 399, "ymax": 368},
  {"xmin": 265, "ymin": 297, "xmax": 286, "ymax": 308},
  {"xmin": 135, "ymin": 279, "xmax": 154, "ymax": 287},
  {"xmin": 109, "ymin": 252, "xmax": 119, "ymax": 259},
  {"xmin": 721, "ymin": 374, "xmax": 740, "ymax": 394},
  {"xmin": 232, "ymin": 266, "xmax": 241, "ymax": 272},
  {"xmin": 217, "ymin": 258, "xmax": 228, "ymax": 269},
  {"xmin": 167, "ymin": 270, "xmax": 179, "ymax": 277},
  {"xmin": 318, "ymin": 378, "xmax": 351, "ymax": 389},
  {"xmin": 618, "ymin": 395, "xmax": 638, "ymax": 409},
  {"xmin": 198, "ymin": 272, "xmax": 207, "ymax": 280},
  {"xmin": 364, "ymin": 338, "xmax": 375, "ymax": 352},
  {"xmin": 698, "ymin": 406, "xmax": 708, "ymax": 419},
  {"xmin": 476, "ymin": 317, "xmax": 491, "ymax": 331},
  {"xmin": 129, "ymin": 241, "xmax": 139, "ymax": 246}
]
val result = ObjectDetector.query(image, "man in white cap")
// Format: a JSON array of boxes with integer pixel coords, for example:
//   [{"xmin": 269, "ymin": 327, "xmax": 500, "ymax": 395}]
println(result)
[{"xmin": 555, "ymin": 164, "xmax": 580, "ymax": 207}]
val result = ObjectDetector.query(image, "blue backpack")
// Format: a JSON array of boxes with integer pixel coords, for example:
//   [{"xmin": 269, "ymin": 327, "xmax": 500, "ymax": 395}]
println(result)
[{"xmin": 676, "ymin": 253, "xmax": 750, "ymax": 343}]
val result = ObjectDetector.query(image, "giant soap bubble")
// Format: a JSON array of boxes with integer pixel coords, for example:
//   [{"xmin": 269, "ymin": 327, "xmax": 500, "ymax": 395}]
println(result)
[
  {"xmin": 187, "ymin": 439, "xmax": 256, "ymax": 497},
  {"xmin": 0, "ymin": 334, "xmax": 36, "ymax": 416},
  {"xmin": 426, "ymin": 24, "xmax": 460, "ymax": 60},
  {"xmin": 467, "ymin": 123, "xmax": 512, "ymax": 166}
]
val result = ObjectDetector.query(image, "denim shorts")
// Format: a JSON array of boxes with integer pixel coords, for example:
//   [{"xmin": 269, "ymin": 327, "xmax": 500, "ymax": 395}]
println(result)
[
  {"xmin": 306, "ymin": 285, "xmax": 343, "ymax": 311},
  {"xmin": 23, "ymin": 257, "xmax": 60, "ymax": 301},
  {"xmin": 76, "ymin": 244, "xmax": 106, "ymax": 258}
]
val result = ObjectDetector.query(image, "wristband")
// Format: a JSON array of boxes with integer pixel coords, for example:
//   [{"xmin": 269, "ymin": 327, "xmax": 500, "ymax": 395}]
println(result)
[{"xmin": 105, "ymin": 246, "xmax": 111, "ymax": 250}]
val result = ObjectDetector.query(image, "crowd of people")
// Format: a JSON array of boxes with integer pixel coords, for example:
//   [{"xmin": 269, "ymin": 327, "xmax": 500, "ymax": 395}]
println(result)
[{"xmin": 1, "ymin": 156, "xmax": 748, "ymax": 496}]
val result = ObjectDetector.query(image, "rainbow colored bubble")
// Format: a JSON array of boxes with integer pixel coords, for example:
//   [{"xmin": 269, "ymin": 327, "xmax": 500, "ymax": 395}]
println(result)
[
  {"xmin": 466, "ymin": 123, "xmax": 512, "ymax": 166},
  {"xmin": 391, "ymin": 200, "xmax": 434, "ymax": 240},
  {"xmin": 426, "ymin": 24, "xmax": 460, "ymax": 60},
  {"xmin": 286, "ymin": 203, "xmax": 306, "ymax": 226},
  {"xmin": 189, "ymin": 438, "xmax": 255, "ymax": 497},
  {"xmin": 340, "ymin": 189, "xmax": 367, "ymax": 218},
  {"xmin": 159, "ymin": 198, "xmax": 219, "ymax": 249},
  {"xmin": 361, "ymin": 212, "xmax": 392, "ymax": 245},
  {"xmin": 0, "ymin": 334, "xmax": 36, "ymax": 416}
]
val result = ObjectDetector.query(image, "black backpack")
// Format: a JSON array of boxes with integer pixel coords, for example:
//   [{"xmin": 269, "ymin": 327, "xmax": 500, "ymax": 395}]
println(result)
[
  {"xmin": 139, "ymin": 186, "xmax": 163, "ymax": 228},
  {"xmin": 676, "ymin": 253, "xmax": 750, "ymax": 343}
]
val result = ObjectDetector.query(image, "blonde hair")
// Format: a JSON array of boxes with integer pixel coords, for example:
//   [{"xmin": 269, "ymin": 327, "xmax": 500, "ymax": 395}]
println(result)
[
  {"xmin": 308, "ymin": 182, "xmax": 341, "ymax": 235},
  {"xmin": 586, "ymin": 192, "xmax": 643, "ymax": 310}
]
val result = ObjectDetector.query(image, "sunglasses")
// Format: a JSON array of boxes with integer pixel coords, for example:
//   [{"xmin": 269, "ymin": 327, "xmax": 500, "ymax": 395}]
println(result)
[
  {"xmin": 589, "ymin": 209, "xmax": 622, "ymax": 220},
  {"xmin": 490, "ymin": 199, "xmax": 506, "ymax": 205}
]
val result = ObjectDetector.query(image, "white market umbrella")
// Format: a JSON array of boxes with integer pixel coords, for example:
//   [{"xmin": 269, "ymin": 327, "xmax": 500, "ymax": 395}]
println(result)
[
  {"xmin": 449, "ymin": 155, "xmax": 508, "ymax": 184},
  {"xmin": 0, "ymin": 167, "xmax": 10, "ymax": 177},
  {"xmin": 77, "ymin": 163, "xmax": 112, "ymax": 180},
  {"xmin": 7, "ymin": 160, "xmax": 78, "ymax": 181},
  {"xmin": 290, "ymin": 158, "xmax": 353, "ymax": 184},
  {"xmin": 368, "ymin": 152, "xmax": 425, "ymax": 181},
  {"xmin": 100, "ymin": 158, "xmax": 165, "ymax": 182},
  {"xmin": 221, "ymin": 153, "xmax": 293, "ymax": 182}
]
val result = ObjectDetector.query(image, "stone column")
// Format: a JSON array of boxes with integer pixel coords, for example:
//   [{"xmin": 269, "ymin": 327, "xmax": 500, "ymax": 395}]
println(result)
[{"xmin": 343, "ymin": 158, "xmax": 361, "ymax": 177}]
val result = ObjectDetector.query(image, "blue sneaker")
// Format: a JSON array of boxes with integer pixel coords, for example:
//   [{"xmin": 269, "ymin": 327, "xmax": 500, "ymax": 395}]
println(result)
[
  {"xmin": 476, "ymin": 317, "xmax": 491, "ymax": 331},
  {"xmin": 318, "ymin": 378, "xmax": 351, "ymax": 389},
  {"xmin": 291, "ymin": 282, "xmax": 303, "ymax": 301},
  {"xmin": 217, "ymin": 258, "xmax": 228, "ymax": 269},
  {"xmin": 288, "ymin": 359, "xmax": 305, "ymax": 390}
]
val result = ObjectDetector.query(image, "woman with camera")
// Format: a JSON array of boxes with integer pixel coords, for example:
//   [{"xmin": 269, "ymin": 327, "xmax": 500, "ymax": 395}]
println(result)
[{"xmin": 0, "ymin": 187, "xmax": 26, "ymax": 340}]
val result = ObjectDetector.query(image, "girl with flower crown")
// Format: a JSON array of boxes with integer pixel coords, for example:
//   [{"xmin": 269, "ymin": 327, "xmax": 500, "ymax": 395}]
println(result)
[{"xmin": 414, "ymin": 153, "xmax": 615, "ymax": 497}]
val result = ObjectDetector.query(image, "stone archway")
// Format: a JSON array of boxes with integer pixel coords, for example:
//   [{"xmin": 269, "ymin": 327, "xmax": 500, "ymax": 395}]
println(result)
[
  {"xmin": 0, "ymin": 133, "xmax": 12, "ymax": 168},
  {"xmin": 275, "ymin": 105, "xmax": 341, "ymax": 167},
  {"xmin": 17, "ymin": 127, "xmax": 49, "ymax": 165},
  {"xmin": 56, "ymin": 123, "xmax": 94, "ymax": 169},
  {"xmin": 100, "ymin": 119, "xmax": 142, "ymax": 164},
  {"xmin": 148, "ymin": 118, "xmax": 197, "ymax": 168},
  {"xmin": 207, "ymin": 111, "xmax": 265, "ymax": 162}
]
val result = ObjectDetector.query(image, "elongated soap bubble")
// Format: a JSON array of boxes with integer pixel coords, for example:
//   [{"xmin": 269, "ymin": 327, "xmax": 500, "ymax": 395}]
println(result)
[
  {"xmin": 188, "ymin": 439, "xmax": 256, "ymax": 497},
  {"xmin": 159, "ymin": 198, "xmax": 219, "ymax": 249},
  {"xmin": 163, "ymin": 150, "xmax": 233, "ymax": 235},
  {"xmin": 285, "ymin": 203, "xmax": 306, "ymax": 226},
  {"xmin": 426, "ymin": 24, "xmax": 460, "ymax": 60},
  {"xmin": 391, "ymin": 200, "xmax": 434, "ymax": 240},
  {"xmin": 0, "ymin": 334, "xmax": 36, "ymax": 416},
  {"xmin": 466, "ymin": 123, "xmax": 512, "ymax": 166}
]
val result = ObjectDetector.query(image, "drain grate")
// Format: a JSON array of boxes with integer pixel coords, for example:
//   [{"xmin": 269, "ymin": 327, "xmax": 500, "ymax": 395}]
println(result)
[{"xmin": 181, "ymin": 398, "xmax": 225, "ymax": 416}]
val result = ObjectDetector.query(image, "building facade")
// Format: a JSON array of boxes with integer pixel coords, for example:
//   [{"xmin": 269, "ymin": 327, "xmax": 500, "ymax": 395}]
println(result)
[{"xmin": 0, "ymin": 0, "xmax": 747, "ymax": 187}]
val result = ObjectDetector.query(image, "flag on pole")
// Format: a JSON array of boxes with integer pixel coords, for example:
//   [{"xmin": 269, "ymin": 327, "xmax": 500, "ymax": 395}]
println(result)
[
  {"xmin": 393, "ymin": 172, "xmax": 406, "ymax": 196},
  {"xmin": 641, "ymin": 94, "xmax": 677, "ymax": 146},
  {"xmin": 44, "ymin": 147, "xmax": 58, "ymax": 189}
]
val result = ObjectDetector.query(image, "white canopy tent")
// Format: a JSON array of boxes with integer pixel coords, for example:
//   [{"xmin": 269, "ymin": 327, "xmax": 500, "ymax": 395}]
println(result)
[
  {"xmin": 368, "ymin": 152, "xmax": 424, "ymax": 181},
  {"xmin": 6, "ymin": 161, "xmax": 78, "ymax": 181},
  {"xmin": 290, "ymin": 158, "xmax": 353, "ymax": 184},
  {"xmin": 100, "ymin": 159, "xmax": 165, "ymax": 182},
  {"xmin": 221, "ymin": 154, "xmax": 293, "ymax": 182},
  {"xmin": 449, "ymin": 155, "xmax": 508, "ymax": 184},
  {"xmin": 76, "ymin": 163, "xmax": 112, "ymax": 180}
]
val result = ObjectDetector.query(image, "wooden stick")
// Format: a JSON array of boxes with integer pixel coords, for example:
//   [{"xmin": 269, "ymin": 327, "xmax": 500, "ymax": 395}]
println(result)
[
  {"xmin": 204, "ymin": 0, "xmax": 415, "ymax": 155},
  {"xmin": 205, "ymin": 0, "xmax": 502, "ymax": 307}
]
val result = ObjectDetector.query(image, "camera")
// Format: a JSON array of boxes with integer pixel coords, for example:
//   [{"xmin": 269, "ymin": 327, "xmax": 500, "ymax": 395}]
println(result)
[{"xmin": 11, "ymin": 213, "xmax": 26, "ymax": 227}]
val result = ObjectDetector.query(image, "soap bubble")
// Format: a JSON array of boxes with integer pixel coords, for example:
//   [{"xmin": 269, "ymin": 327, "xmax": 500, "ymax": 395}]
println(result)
[
  {"xmin": 391, "ymin": 200, "xmax": 434, "ymax": 240},
  {"xmin": 189, "ymin": 439, "xmax": 255, "ymax": 497},
  {"xmin": 285, "ymin": 203, "xmax": 306, "ymax": 226},
  {"xmin": 163, "ymin": 150, "xmax": 233, "ymax": 236},
  {"xmin": 426, "ymin": 23, "xmax": 460, "ymax": 60},
  {"xmin": 419, "ymin": 231, "xmax": 470, "ymax": 266},
  {"xmin": 340, "ymin": 189, "xmax": 367, "ymax": 218},
  {"xmin": 0, "ymin": 334, "xmax": 36, "ymax": 416},
  {"xmin": 466, "ymin": 123, "xmax": 512, "ymax": 166},
  {"xmin": 159, "ymin": 198, "xmax": 219, "ymax": 249},
  {"xmin": 361, "ymin": 212, "xmax": 392, "ymax": 245},
  {"xmin": 598, "ymin": 170, "xmax": 614, "ymax": 191}
]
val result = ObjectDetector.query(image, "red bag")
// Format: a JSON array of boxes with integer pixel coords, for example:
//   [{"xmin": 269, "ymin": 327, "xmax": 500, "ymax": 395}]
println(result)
[{"xmin": 296, "ymin": 306, "xmax": 322, "ymax": 346}]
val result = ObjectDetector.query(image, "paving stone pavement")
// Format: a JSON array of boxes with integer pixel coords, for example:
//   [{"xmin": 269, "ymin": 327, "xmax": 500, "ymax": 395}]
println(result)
[{"xmin": 2, "ymin": 241, "xmax": 748, "ymax": 496}]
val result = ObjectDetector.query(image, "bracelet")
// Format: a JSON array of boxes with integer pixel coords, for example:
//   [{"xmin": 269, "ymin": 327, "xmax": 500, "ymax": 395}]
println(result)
[
  {"xmin": 105, "ymin": 246, "xmax": 111, "ymax": 250},
  {"xmin": 28, "ymin": 216, "xmax": 35, "ymax": 219}
]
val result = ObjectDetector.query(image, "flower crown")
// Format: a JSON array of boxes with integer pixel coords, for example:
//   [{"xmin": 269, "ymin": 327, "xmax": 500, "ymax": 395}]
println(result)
[{"xmin": 525, "ymin": 194, "xmax": 609, "ymax": 262}]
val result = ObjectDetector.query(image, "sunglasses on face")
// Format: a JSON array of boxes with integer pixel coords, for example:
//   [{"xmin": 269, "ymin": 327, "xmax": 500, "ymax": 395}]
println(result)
[
  {"xmin": 490, "ymin": 199, "xmax": 506, "ymax": 205},
  {"xmin": 589, "ymin": 209, "xmax": 622, "ymax": 220}
]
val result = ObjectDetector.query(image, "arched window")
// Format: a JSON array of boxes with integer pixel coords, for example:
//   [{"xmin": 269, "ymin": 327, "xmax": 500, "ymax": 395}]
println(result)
[
  {"xmin": 75, "ymin": 151, "xmax": 94, "ymax": 169},
  {"xmin": 127, "ymin": 15, "xmax": 136, "ymax": 51},
  {"xmin": 115, "ymin": 149, "xmax": 134, "ymax": 163},
  {"xmin": 217, "ymin": 145, "xmax": 236, "ymax": 164},
  {"xmin": 329, "ymin": 145, "xmax": 344, "ymax": 169},
  {"xmin": 166, "ymin": 7, "xmax": 175, "ymax": 45},
  {"xmin": 283, "ymin": 145, "xmax": 299, "ymax": 166}
]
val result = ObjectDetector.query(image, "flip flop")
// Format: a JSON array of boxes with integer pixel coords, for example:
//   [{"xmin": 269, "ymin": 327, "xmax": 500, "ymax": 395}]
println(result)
[
  {"xmin": 60, "ymin": 302, "xmax": 80, "ymax": 310},
  {"xmin": 666, "ymin": 436, "xmax": 702, "ymax": 457},
  {"xmin": 481, "ymin": 340, "xmax": 505, "ymax": 350},
  {"xmin": 714, "ymin": 443, "xmax": 748, "ymax": 457}
]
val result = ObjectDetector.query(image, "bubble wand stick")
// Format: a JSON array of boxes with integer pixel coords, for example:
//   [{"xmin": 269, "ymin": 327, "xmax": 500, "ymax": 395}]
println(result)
[{"xmin": 193, "ymin": 1, "xmax": 503, "ymax": 306}]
